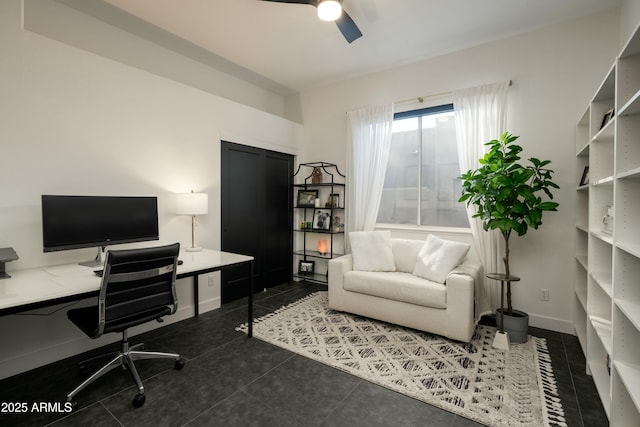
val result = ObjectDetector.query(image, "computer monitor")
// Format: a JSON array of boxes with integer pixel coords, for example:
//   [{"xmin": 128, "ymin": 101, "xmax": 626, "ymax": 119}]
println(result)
[{"xmin": 41, "ymin": 195, "xmax": 159, "ymax": 266}]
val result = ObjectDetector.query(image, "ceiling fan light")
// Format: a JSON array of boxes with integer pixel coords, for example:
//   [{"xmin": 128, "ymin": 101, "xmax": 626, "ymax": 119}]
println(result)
[{"xmin": 318, "ymin": 0, "xmax": 342, "ymax": 22}]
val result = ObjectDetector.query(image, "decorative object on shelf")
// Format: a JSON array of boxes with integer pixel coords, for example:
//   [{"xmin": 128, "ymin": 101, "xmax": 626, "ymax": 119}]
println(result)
[
  {"xmin": 602, "ymin": 205, "xmax": 614, "ymax": 235},
  {"xmin": 459, "ymin": 132, "xmax": 559, "ymax": 346},
  {"xmin": 600, "ymin": 108, "xmax": 614, "ymax": 130},
  {"xmin": 175, "ymin": 190, "xmax": 209, "ymax": 252},
  {"xmin": 332, "ymin": 216, "xmax": 344, "ymax": 233},
  {"xmin": 298, "ymin": 260, "xmax": 315, "ymax": 275},
  {"xmin": 317, "ymin": 239, "xmax": 329, "ymax": 255},
  {"xmin": 297, "ymin": 189, "xmax": 318, "ymax": 207},
  {"xmin": 0, "ymin": 247, "xmax": 19, "ymax": 279},
  {"xmin": 580, "ymin": 166, "xmax": 589, "ymax": 186},
  {"xmin": 313, "ymin": 209, "xmax": 332, "ymax": 231},
  {"xmin": 315, "ymin": 198, "xmax": 321, "ymax": 207},
  {"xmin": 311, "ymin": 167, "xmax": 323, "ymax": 184}
]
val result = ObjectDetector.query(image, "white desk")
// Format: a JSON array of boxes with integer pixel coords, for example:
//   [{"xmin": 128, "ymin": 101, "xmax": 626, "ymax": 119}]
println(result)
[{"xmin": 0, "ymin": 248, "xmax": 255, "ymax": 336}]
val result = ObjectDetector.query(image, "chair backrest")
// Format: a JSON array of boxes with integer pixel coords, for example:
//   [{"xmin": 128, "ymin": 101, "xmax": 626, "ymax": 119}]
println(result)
[{"xmin": 97, "ymin": 243, "xmax": 180, "ymax": 336}]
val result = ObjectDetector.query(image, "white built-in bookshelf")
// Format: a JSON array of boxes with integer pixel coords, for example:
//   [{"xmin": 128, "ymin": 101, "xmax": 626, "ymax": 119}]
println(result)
[{"xmin": 574, "ymin": 23, "xmax": 640, "ymax": 424}]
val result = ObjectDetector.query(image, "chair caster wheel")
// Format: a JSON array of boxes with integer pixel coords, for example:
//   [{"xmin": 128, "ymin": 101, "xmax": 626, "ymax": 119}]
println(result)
[
  {"xmin": 68, "ymin": 400, "xmax": 78, "ymax": 412},
  {"xmin": 132, "ymin": 394, "xmax": 145, "ymax": 408},
  {"xmin": 174, "ymin": 358, "xmax": 186, "ymax": 370}
]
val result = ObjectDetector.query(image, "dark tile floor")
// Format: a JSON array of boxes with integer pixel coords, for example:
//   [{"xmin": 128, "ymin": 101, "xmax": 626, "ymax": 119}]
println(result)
[{"xmin": 0, "ymin": 282, "xmax": 608, "ymax": 426}]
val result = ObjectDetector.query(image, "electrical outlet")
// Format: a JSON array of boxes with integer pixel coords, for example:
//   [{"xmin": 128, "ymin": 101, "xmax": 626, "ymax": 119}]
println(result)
[{"xmin": 540, "ymin": 288, "xmax": 549, "ymax": 302}]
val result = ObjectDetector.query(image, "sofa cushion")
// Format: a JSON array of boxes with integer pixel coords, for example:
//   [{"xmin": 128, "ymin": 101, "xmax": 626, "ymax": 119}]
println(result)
[
  {"xmin": 349, "ymin": 231, "xmax": 396, "ymax": 272},
  {"xmin": 413, "ymin": 235, "xmax": 470, "ymax": 284},
  {"xmin": 343, "ymin": 270, "xmax": 446, "ymax": 309},
  {"xmin": 391, "ymin": 239, "xmax": 424, "ymax": 273}
]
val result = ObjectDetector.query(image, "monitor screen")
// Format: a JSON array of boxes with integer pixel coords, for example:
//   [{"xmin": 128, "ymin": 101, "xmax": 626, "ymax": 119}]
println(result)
[{"xmin": 41, "ymin": 195, "xmax": 159, "ymax": 252}]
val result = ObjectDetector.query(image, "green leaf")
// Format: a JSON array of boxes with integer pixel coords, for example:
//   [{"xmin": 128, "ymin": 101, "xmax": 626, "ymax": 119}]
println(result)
[{"xmin": 538, "ymin": 202, "xmax": 559, "ymax": 211}]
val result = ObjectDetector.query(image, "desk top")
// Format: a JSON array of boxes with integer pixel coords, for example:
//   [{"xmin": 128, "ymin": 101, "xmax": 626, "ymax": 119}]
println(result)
[{"xmin": 0, "ymin": 249, "xmax": 253, "ymax": 313}]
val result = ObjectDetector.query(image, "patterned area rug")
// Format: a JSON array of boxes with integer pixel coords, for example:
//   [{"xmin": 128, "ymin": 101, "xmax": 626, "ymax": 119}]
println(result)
[{"xmin": 237, "ymin": 292, "xmax": 566, "ymax": 427}]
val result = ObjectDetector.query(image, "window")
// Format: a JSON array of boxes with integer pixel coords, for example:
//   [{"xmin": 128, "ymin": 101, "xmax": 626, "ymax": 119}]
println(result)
[{"xmin": 376, "ymin": 104, "xmax": 469, "ymax": 228}]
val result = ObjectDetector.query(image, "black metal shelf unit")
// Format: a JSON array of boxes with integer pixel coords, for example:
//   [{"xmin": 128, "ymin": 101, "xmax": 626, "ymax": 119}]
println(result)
[{"xmin": 292, "ymin": 162, "xmax": 346, "ymax": 284}]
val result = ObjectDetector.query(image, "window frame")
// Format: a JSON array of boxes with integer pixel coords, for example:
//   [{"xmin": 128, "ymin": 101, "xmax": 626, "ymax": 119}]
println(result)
[{"xmin": 376, "ymin": 102, "xmax": 471, "ymax": 232}]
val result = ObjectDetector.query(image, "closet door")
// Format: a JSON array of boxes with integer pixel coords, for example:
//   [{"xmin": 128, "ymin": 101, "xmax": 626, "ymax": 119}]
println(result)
[{"xmin": 220, "ymin": 141, "xmax": 292, "ymax": 303}]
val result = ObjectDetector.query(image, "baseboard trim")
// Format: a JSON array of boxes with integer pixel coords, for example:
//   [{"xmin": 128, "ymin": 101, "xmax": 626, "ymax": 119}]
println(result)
[{"xmin": 529, "ymin": 313, "xmax": 575, "ymax": 335}]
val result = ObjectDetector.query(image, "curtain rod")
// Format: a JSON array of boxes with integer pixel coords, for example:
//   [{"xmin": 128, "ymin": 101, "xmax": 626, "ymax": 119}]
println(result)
[{"xmin": 394, "ymin": 80, "xmax": 513, "ymax": 106}]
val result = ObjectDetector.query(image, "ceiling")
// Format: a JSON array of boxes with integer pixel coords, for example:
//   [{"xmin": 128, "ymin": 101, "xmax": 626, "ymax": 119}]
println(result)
[{"xmin": 66, "ymin": 0, "xmax": 622, "ymax": 95}]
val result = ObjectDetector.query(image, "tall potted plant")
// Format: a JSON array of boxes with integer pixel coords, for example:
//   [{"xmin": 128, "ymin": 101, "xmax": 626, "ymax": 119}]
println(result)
[{"xmin": 458, "ymin": 132, "xmax": 559, "ymax": 342}]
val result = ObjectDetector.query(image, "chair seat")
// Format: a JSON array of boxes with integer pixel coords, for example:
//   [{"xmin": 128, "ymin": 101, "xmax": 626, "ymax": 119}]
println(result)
[{"xmin": 68, "ymin": 305, "xmax": 172, "ymax": 338}]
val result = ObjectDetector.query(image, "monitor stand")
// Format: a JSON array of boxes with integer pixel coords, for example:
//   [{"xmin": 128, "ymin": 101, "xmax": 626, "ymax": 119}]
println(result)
[
  {"xmin": 79, "ymin": 246, "xmax": 105, "ymax": 268},
  {"xmin": 0, "ymin": 247, "xmax": 19, "ymax": 279}
]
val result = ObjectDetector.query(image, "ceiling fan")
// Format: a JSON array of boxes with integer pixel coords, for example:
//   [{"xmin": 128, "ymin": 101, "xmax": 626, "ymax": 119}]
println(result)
[{"xmin": 259, "ymin": 0, "xmax": 363, "ymax": 43}]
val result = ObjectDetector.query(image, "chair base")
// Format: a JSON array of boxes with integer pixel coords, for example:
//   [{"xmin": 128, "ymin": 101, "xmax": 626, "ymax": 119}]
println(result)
[{"xmin": 67, "ymin": 331, "xmax": 185, "ymax": 408}]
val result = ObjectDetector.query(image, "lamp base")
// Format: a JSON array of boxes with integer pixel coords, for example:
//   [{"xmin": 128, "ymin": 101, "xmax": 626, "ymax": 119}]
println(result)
[
  {"xmin": 492, "ymin": 330, "xmax": 510, "ymax": 350},
  {"xmin": 185, "ymin": 246, "xmax": 203, "ymax": 252}
]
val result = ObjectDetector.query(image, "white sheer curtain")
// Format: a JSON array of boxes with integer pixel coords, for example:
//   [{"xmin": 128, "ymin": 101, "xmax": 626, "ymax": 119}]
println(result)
[
  {"xmin": 346, "ymin": 104, "xmax": 394, "ymax": 246},
  {"xmin": 453, "ymin": 81, "xmax": 510, "ymax": 315}
]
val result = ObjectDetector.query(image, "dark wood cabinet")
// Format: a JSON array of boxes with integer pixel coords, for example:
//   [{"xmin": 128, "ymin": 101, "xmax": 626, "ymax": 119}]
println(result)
[{"xmin": 221, "ymin": 141, "xmax": 293, "ymax": 303}]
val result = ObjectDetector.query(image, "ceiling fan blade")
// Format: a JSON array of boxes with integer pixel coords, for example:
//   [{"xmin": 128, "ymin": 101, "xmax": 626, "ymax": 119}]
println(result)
[{"xmin": 335, "ymin": 9, "xmax": 362, "ymax": 43}]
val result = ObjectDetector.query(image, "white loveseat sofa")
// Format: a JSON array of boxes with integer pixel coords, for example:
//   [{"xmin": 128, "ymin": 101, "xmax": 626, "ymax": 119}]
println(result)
[{"xmin": 328, "ymin": 233, "xmax": 482, "ymax": 342}]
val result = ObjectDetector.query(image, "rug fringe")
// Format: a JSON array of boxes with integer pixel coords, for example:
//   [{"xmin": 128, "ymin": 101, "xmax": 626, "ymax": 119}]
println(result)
[{"xmin": 534, "ymin": 338, "xmax": 568, "ymax": 427}]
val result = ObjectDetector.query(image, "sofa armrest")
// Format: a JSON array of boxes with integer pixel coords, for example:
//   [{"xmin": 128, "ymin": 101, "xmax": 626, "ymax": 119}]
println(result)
[
  {"xmin": 449, "ymin": 258, "xmax": 483, "ymax": 288},
  {"xmin": 445, "ymin": 258, "xmax": 482, "ymax": 342},
  {"xmin": 328, "ymin": 254, "xmax": 353, "ymax": 311}
]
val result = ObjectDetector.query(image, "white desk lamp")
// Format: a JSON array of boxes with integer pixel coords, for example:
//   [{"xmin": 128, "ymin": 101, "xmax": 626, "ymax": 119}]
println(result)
[{"xmin": 176, "ymin": 191, "xmax": 208, "ymax": 252}]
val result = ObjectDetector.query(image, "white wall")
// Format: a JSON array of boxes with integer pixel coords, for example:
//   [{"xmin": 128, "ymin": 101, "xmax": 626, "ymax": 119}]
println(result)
[
  {"xmin": 23, "ymin": 0, "xmax": 293, "ymax": 120},
  {"xmin": 298, "ymin": 9, "xmax": 623, "ymax": 334},
  {"xmin": 0, "ymin": 0, "xmax": 303, "ymax": 378},
  {"xmin": 621, "ymin": 0, "xmax": 640, "ymax": 49}
]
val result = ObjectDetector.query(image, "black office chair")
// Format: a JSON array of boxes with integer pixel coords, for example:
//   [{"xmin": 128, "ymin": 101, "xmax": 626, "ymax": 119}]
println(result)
[{"xmin": 66, "ymin": 243, "xmax": 185, "ymax": 409}]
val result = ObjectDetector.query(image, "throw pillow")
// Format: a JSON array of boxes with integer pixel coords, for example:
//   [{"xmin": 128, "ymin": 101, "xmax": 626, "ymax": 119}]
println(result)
[
  {"xmin": 349, "ymin": 230, "xmax": 396, "ymax": 272},
  {"xmin": 412, "ymin": 234, "xmax": 470, "ymax": 283}
]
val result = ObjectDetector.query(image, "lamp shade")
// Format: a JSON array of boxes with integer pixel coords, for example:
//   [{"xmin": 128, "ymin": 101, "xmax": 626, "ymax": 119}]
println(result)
[
  {"xmin": 176, "ymin": 192, "xmax": 208, "ymax": 216},
  {"xmin": 317, "ymin": 0, "xmax": 341, "ymax": 21}
]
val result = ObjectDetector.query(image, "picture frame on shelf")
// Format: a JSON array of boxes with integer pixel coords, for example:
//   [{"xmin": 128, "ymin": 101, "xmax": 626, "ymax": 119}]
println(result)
[
  {"xmin": 312, "ymin": 209, "xmax": 332, "ymax": 231},
  {"xmin": 579, "ymin": 166, "xmax": 589, "ymax": 186},
  {"xmin": 297, "ymin": 189, "xmax": 318, "ymax": 208},
  {"xmin": 298, "ymin": 260, "xmax": 315, "ymax": 275},
  {"xmin": 326, "ymin": 193, "xmax": 340, "ymax": 208},
  {"xmin": 600, "ymin": 108, "xmax": 614, "ymax": 130},
  {"xmin": 332, "ymin": 215, "xmax": 344, "ymax": 233}
]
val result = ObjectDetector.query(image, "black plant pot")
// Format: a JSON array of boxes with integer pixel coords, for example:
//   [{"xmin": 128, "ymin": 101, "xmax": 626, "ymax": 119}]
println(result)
[{"xmin": 496, "ymin": 308, "xmax": 529, "ymax": 343}]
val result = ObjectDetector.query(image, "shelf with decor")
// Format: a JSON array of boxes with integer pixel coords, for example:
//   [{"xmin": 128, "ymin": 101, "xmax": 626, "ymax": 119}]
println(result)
[
  {"xmin": 292, "ymin": 162, "xmax": 346, "ymax": 284},
  {"xmin": 575, "ymin": 23, "xmax": 640, "ymax": 422}
]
